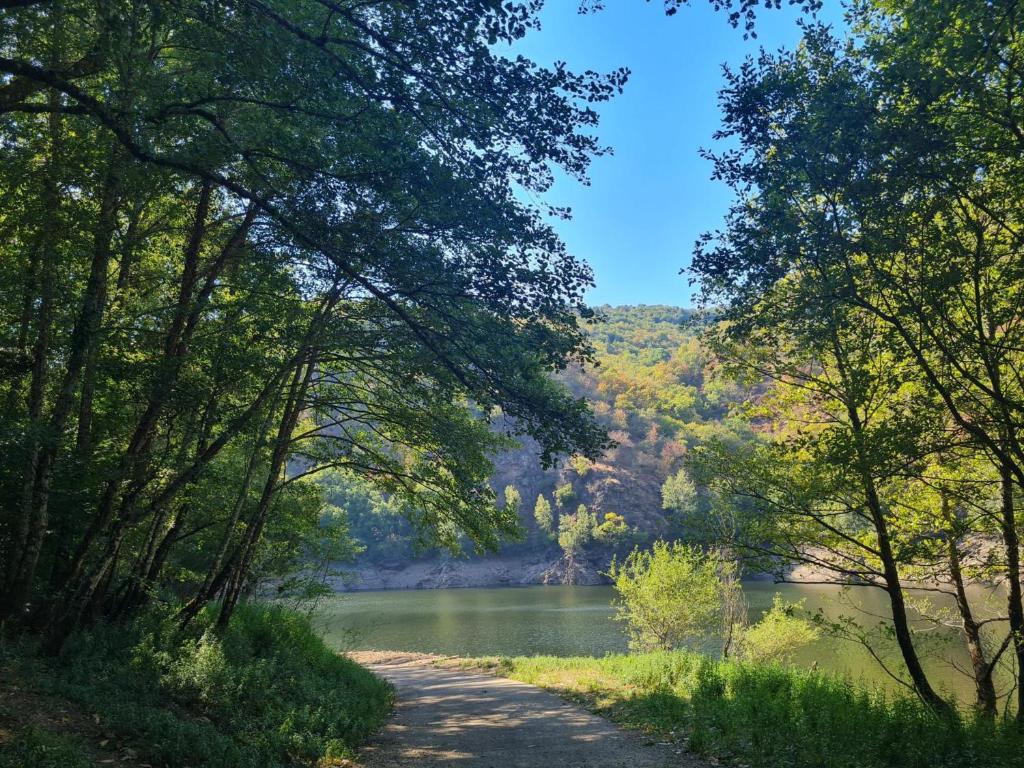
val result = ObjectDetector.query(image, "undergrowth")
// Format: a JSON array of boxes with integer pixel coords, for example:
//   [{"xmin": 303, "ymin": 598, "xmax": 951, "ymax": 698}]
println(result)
[
  {"xmin": 468, "ymin": 651, "xmax": 1021, "ymax": 768},
  {"xmin": 0, "ymin": 604, "xmax": 393, "ymax": 768}
]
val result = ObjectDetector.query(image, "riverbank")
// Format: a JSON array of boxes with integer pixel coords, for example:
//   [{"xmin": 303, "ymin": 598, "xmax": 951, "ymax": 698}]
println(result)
[
  {"xmin": 458, "ymin": 652, "xmax": 1020, "ymax": 768},
  {"xmin": 329, "ymin": 541, "xmax": 1004, "ymax": 593},
  {"xmin": 329, "ymin": 553, "xmax": 607, "ymax": 591},
  {"xmin": 332, "ymin": 552, "xmax": 771, "ymax": 592},
  {"xmin": 0, "ymin": 606, "xmax": 392, "ymax": 768}
]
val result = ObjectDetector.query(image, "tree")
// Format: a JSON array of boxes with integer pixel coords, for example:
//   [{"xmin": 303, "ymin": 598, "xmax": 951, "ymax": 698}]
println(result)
[
  {"xmin": 0, "ymin": 0, "xmax": 617, "ymax": 640},
  {"xmin": 558, "ymin": 504, "xmax": 596, "ymax": 559},
  {"xmin": 533, "ymin": 494, "xmax": 555, "ymax": 540},
  {"xmin": 569, "ymin": 455, "xmax": 593, "ymax": 477},
  {"xmin": 661, "ymin": 467, "xmax": 698, "ymax": 515},
  {"xmin": 610, "ymin": 541, "xmax": 732, "ymax": 652},
  {"xmin": 554, "ymin": 483, "xmax": 577, "ymax": 510},
  {"xmin": 503, "ymin": 486, "xmax": 522, "ymax": 518},
  {"xmin": 594, "ymin": 512, "xmax": 629, "ymax": 546},
  {"xmin": 689, "ymin": 2, "xmax": 1024, "ymax": 714}
]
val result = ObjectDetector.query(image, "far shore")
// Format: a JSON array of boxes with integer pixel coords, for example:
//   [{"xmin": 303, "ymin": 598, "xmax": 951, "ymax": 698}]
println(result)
[{"xmin": 328, "ymin": 546, "xmax": 1004, "ymax": 594}]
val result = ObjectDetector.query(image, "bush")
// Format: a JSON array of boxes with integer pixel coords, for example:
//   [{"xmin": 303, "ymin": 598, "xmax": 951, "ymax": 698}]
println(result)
[
  {"xmin": 736, "ymin": 594, "xmax": 819, "ymax": 665},
  {"xmin": 610, "ymin": 541, "xmax": 733, "ymax": 651},
  {"xmin": 0, "ymin": 727, "xmax": 93, "ymax": 768},
  {"xmin": 558, "ymin": 504, "xmax": 596, "ymax": 556}
]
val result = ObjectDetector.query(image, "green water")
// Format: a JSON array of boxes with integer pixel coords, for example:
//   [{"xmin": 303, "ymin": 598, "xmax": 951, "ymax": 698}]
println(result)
[{"xmin": 314, "ymin": 581, "xmax": 1011, "ymax": 704}]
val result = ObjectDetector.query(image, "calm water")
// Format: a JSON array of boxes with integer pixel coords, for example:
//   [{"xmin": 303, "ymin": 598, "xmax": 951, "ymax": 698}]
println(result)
[{"xmin": 314, "ymin": 582, "xmax": 1010, "ymax": 704}]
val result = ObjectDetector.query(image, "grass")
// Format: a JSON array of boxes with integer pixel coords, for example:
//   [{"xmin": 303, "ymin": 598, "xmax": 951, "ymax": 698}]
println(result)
[
  {"xmin": 464, "ymin": 651, "xmax": 1021, "ymax": 768},
  {"xmin": 0, "ymin": 727, "xmax": 94, "ymax": 768},
  {"xmin": 0, "ymin": 604, "xmax": 393, "ymax": 767}
]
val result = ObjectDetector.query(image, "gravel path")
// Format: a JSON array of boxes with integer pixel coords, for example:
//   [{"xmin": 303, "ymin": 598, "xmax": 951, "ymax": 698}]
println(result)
[{"xmin": 351, "ymin": 652, "xmax": 701, "ymax": 768}]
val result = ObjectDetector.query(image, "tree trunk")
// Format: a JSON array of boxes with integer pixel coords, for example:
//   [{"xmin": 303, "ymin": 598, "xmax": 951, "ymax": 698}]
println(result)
[
  {"xmin": 217, "ymin": 354, "xmax": 316, "ymax": 631},
  {"xmin": 178, "ymin": 410, "xmax": 272, "ymax": 628},
  {"xmin": 944, "ymin": 515, "xmax": 997, "ymax": 716},
  {"xmin": 63, "ymin": 193, "xmax": 257, "ymax": 588},
  {"xmin": 996, "ymin": 460, "xmax": 1024, "ymax": 722}
]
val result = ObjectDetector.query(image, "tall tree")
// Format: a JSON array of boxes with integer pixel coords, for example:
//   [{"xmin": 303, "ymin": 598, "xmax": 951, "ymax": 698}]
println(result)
[
  {"xmin": 0, "ymin": 0, "xmax": 620, "ymax": 638},
  {"xmin": 691, "ymin": 3, "xmax": 1024, "ymax": 712}
]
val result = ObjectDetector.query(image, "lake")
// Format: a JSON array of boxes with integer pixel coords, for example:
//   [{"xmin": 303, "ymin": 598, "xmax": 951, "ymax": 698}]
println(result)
[{"xmin": 314, "ymin": 582, "xmax": 1011, "ymax": 705}]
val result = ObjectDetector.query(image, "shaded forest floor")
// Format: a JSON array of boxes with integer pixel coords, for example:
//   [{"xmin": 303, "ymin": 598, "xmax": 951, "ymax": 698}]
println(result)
[{"xmin": 0, "ymin": 665, "xmax": 142, "ymax": 768}]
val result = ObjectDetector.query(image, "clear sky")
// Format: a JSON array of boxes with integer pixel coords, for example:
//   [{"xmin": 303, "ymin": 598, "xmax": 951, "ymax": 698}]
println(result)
[{"xmin": 514, "ymin": 1, "xmax": 845, "ymax": 307}]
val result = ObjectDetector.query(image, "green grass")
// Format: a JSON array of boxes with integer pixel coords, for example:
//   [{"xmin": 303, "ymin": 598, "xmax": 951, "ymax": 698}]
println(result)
[
  {"xmin": 465, "ymin": 651, "xmax": 1021, "ymax": 768},
  {"xmin": 1, "ymin": 604, "xmax": 393, "ymax": 768},
  {"xmin": 0, "ymin": 727, "xmax": 94, "ymax": 768}
]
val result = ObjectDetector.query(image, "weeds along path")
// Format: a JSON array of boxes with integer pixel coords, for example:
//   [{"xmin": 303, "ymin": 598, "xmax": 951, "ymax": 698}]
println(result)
[{"xmin": 351, "ymin": 652, "xmax": 701, "ymax": 768}]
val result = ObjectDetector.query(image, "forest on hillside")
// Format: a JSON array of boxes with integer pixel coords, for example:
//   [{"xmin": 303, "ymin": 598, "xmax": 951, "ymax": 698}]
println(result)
[{"xmin": 333, "ymin": 304, "xmax": 760, "ymax": 570}]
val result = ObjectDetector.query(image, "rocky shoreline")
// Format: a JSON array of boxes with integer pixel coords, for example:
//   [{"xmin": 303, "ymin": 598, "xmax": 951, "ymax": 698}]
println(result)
[
  {"xmin": 325, "ymin": 545, "xmax": 981, "ymax": 593},
  {"xmin": 328, "ymin": 554, "xmax": 610, "ymax": 592}
]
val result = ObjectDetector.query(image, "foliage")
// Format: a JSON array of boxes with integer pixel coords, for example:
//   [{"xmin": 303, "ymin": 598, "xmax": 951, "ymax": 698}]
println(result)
[
  {"xmin": 0, "ymin": 0, "xmax": 617, "ymax": 637},
  {"xmin": 1, "ymin": 605, "xmax": 393, "ymax": 768},
  {"xmin": 735, "ymin": 595, "xmax": 819, "ymax": 665},
  {"xmin": 471, "ymin": 651, "xmax": 1020, "ymax": 768},
  {"xmin": 554, "ymin": 483, "xmax": 577, "ymax": 510},
  {"xmin": 569, "ymin": 455, "xmax": 593, "ymax": 477},
  {"xmin": 557, "ymin": 504, "xmax": 596, "ymax": 558},
  {"xmin": 533, "ymin": 494, "xmax": 555, "ymax": 540},
  {"xmin": 610, "ymin": 541, "xmax": 732, "ymax": 652},
  {"xmin": 662, "ymin": 467, "xmax": 698, "ymax": 515},
  {"xmin": 503, "ymin": 486, "xmax": 522, "ymax": 518},
  {"xmin": 0, "ymin": 727, "xmax": 93, "ymax": 768},
  {"xmin": 342, "ymin": 305, "xmax": 762, "ymax": 568},
  {"xmin": 594, "ymin": 512, "xmax": 630, "ymax": 545},
  {"xmin": 688, "ymin": 0, "xmax": 1024, "ymax": 716}
]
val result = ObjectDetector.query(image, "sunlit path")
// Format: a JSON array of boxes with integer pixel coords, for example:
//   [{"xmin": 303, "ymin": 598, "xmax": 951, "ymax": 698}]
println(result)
[{"xmin": 354, "ymin": 653, "xmax": 700, "ymax": 768}]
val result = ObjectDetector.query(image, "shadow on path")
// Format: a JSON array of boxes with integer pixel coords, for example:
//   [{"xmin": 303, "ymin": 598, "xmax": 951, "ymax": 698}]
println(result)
[{"xmin": 353, "ymin": 653, "xmax": 703, "ymax": 768}]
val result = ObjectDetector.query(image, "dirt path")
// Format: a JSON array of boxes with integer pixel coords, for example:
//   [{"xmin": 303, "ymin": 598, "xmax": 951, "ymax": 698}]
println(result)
[{"xmin": 351, "ymin": 652, "xmax": 700, "ymax": 768}]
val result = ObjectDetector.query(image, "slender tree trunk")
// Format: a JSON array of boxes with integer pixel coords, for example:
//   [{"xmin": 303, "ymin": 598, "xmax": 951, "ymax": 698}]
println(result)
[
  {"xmin": 217, "ymin": 354, "xmax": 316, "ymax": 631},
  {"xmin": 113, "ymin": 403, "xmax": 206, "ymax": 615},
  {"xmin": 178, "ymin": 409, "xmax": 272, "ymax": 628},
  {"xmin": 115, "ymin": 198, "xmax": 145, "ymax": 291},
  {"xmin": 865, "ymin": 484, "xmax": 948, "ymax": 712},
  {"xmin": 996, "ymin": 460, "xmax": 1024, "ymax": 722},
  {"xmin": 113, "ymin": 504, "xmax": 188, "ymax": 619},
  {"xmin": 63, "ymin": 193, "xmax": 256, "ymax": 587},
  {"xmin": 3, "ymin": 104, "xmax": 62, "ymax": 616},
  {"xmin": 945, "ymin": 518, "xmax": 997, "ymax": 716},
  {"xmin": 830, "ymin": 329, "xmax": 949, "ymax": 713}
]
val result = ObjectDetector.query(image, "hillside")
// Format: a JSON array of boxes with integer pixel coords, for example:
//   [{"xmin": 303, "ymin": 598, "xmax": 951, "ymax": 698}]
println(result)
[{"xmin": 329, "ymin": 305, "xmax": 758, "ymax": 588}]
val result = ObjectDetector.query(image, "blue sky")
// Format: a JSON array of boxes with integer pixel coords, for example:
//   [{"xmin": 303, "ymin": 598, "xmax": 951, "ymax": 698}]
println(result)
[{"xmin": 514, "ymin": 1, "xmax": 845, "ymax": 307}]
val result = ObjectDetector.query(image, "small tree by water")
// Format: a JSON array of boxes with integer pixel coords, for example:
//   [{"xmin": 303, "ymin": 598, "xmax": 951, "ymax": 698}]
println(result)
[{"xmin": 610, "ymin": 541, "xmax": 735, "ymax": 652}]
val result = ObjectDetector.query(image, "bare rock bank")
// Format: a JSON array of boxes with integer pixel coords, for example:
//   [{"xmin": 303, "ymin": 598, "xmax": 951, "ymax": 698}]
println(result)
[{"xmin": 329, "ymin": 554, "xmax": 609, "ymax": 592}]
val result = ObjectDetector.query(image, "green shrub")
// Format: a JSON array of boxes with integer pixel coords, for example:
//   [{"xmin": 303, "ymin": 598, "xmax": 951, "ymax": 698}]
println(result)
[
  {"xmin": 735, "ymin": 594, "xmax": 819, "ymax": 665},
  {"xmin": 610, "ymin": 541, "xmax": 734, "ymax": 651}
]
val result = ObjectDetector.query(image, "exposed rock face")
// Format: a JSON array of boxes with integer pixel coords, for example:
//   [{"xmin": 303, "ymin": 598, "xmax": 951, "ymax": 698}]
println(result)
[
  {"xmin": 488, "ymin": 440, "xmax": 672, "ymax": 546},
  {"xmin": 331, "ymin": 554, "xmax": 611, "ymax": 592},
  {"xmin": 540, "ymin": 556, "xmax": 606, "ymax": 586}
]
